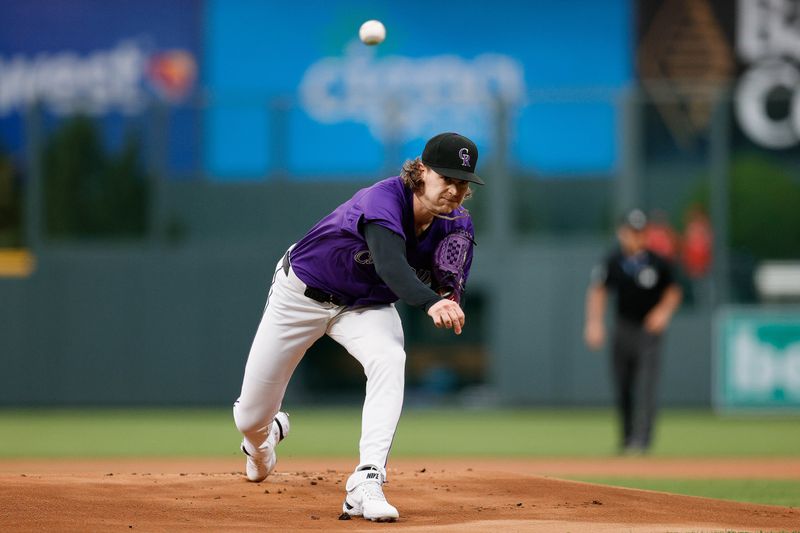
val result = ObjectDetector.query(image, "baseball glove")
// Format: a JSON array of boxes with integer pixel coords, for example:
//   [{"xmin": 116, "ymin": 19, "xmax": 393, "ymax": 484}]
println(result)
[{"xmin": 432, "ymin": 230, "xmax": 474, "ymax": 304}]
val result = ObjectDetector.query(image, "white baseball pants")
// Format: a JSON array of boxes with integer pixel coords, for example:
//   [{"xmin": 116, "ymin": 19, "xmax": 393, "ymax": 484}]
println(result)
[{"xmin": 233, "ymin": 252, "xmax": 406, "ymax": 471}]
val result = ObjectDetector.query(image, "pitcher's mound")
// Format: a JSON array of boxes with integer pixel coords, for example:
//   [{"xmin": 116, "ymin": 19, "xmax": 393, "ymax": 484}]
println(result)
[{"xmin": 1, "ymin": 458, "xmax": 798, "ymax": 532}]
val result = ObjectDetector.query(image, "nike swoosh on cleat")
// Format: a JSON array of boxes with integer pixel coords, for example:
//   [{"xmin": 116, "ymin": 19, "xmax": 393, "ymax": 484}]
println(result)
[{"xmin": 274, "ymin": 417, "xmax": 285, "ymax": 441}]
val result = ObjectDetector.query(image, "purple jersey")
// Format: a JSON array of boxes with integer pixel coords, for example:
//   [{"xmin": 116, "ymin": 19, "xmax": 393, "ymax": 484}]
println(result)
[{"xmin": 289, "ymin": 176, "xmax": 474, "ymax": 307}]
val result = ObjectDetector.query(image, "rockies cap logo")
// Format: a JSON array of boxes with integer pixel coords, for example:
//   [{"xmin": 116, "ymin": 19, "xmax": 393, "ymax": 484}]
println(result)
[{"xmin": 458, "ymin": 147, "xmax": 470, "ymax": 167}]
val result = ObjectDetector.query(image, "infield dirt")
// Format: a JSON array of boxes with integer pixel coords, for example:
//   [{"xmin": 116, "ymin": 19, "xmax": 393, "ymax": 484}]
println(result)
[{"xmin": 1, "ymin": 458, "xmax": 799, "ymax": 532}]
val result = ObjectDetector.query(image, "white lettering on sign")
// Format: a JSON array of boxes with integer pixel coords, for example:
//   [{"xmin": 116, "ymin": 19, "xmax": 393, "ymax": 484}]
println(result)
[
  {"xmin": 0, "ymin": 41, "xmax": 146, "ymax": 116},
  {"xmin": 299, "ymin": 42, "xmax": 526, "ymax": 141},
  {"xmin": 0, "ymin": 41, "xmax": 196, "ymax": 117},
  {"xmin": 735, "ymin": 0, "xmax": 800, "ymax": 148},
  {"xmin": 731, "ymin": 325, "xmax": 800, "ymax": 398}
]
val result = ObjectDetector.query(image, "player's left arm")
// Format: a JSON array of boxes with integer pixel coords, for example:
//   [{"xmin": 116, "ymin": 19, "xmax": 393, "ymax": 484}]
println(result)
[
  {"xmin": 364, "ymin": 223, "xmax": 465, "ymax": 334},
  {"xmin": 644, "ymin": 257, "xmax": 683, "ymax": 334},
  {"xmin": 644, "ymin": 284, "xmax": 682, "ymax": 334},
  {"xmin": 363, "ymin": 223, "xmax": 443, "ymax": 310}
]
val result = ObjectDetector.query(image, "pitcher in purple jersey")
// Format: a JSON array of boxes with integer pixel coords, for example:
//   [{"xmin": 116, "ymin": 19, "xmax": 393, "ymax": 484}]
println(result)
[{"xmin": 233, "ymin": 132, "xmax": 484, "ymax": 522}]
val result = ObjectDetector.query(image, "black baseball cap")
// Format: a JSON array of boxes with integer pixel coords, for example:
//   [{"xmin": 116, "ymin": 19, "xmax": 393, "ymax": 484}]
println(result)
[
  {"xmin": 421, "ymin": 132, "xmax": 484, "ymax": 185},
  {"xmin": 621, "ymin": 209, "xmax": 648, "ymax": 231}
]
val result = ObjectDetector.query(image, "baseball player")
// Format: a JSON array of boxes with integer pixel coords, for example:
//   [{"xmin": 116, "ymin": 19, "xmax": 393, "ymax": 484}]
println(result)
[
  {"xmin": 233, "ymin": 132, "xmax": 483, "ymax": 522},
  {"xmin": 584, "ymin": 209, "xmax": 683, "ymax": 455}
]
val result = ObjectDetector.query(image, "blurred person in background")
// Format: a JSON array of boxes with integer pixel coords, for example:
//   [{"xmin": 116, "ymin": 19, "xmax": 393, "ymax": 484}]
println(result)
[
  {"xmin": 681, "ymin": 207, "xmax": 713, "ymax": 279},
  {"xmin": 233, "ymin": 132, "xmax": 483, "ymax": 522},
  {"xmin": 583, "ymin": 209, "xmax": 683, "ymax": 455},
  {"xmin": 644, "ymin": 209, "xmax": 680, "ymax": 261}
]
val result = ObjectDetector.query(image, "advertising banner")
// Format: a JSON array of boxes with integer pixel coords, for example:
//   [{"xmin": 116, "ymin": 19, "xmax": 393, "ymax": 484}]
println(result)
[
  {"xmin": 714, "ymin": 307, "xmax": 800, "ymax": 411},
  {"xmin": 204, "ymin": 0, "xmax": 632, "ymax": 180},
  {"xmin": 1, "ymin": 1, "xmax": 633, "ymax": 180},
  {"xmin": 637, "ymin": 0, "xmax": 800, "ymax": 151},
  {"xmin": 0, "ymin": 0, "xmax": 201, "ymax": 171}
]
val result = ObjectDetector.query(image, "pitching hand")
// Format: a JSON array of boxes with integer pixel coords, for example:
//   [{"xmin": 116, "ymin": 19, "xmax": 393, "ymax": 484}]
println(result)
[{"xmin": 428, "ymin": 299, "xmax": 465, "ymax": 335}]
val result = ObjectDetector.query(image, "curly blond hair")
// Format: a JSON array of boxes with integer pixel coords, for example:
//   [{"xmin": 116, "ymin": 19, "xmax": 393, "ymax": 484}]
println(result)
[{"xmin": 399, "ymin": 157, "xmax": 473, "ymax": 200}]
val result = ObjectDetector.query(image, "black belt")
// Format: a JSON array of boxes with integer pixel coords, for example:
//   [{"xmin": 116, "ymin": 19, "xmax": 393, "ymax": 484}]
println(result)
[{"xmin": 282, "ymin": 252, "xmax": 346, "ymax": 306}]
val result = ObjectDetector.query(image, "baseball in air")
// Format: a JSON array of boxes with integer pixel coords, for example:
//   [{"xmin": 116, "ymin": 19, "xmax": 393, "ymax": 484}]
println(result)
[{"xmin": 359, "ymin": 20, "xmax": 386, "ymax": 45}]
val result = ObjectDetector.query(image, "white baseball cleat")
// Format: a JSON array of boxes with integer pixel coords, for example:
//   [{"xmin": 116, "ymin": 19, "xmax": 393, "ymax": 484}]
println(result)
[
  {"xmin": 240, "ymin": 411, "xmax": 290, "ymax": 482},
  {"xmin": 341, "ymin": 466, "xmax": 399, "ymax": 522}
]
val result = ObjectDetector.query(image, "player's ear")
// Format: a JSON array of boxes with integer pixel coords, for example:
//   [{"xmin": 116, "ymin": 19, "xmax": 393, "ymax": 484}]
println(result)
[{"xmin": 414, "ymin": 163, "xmax": 427, "ymax": 192}]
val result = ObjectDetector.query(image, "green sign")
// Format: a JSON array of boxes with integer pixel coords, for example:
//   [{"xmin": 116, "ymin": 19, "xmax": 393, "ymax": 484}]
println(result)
[{"xmin": 715, "ymin": 307, "xmax": 800, "ymax": 411}]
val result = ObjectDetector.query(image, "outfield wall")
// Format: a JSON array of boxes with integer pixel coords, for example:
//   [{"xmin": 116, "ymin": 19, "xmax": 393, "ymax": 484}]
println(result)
[{"xmin": 0, "ymin": 188, "xmax": 711, "ymax": 407}]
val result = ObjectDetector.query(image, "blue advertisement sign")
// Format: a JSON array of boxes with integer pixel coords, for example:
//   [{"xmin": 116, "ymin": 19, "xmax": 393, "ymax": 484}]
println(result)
[
  {"xmin": 205, "ymin": 0, "xmax": 632, "ymax": 180},
  {"xmin": 1, "ymin": 1, "xmax": 631, "ymax": 180},
  {"xmin": 0, "ymin": 0, "xmax": 201, "ymax": 171}
]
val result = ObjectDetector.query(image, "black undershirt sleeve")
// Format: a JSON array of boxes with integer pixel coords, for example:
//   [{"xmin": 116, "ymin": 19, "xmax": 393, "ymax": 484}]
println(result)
[{"xmin": 364, "ymin": 222, "xmax": 443, "ymax": 311}]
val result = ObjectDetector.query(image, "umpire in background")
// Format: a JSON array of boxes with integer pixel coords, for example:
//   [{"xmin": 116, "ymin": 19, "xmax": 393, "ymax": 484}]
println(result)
[{"xmin": 583, "ymin": 209, "xmax": 682, "ymax": 455}]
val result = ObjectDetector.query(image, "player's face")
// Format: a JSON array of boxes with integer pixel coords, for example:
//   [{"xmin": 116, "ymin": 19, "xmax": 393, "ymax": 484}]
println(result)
[
  {"xmin": 618, "ymin": 226, "xmax": 647, "ymax": 255},
  {"xmin": 418, "ymin": 166, "xmax": 470, "ymax": 215}
]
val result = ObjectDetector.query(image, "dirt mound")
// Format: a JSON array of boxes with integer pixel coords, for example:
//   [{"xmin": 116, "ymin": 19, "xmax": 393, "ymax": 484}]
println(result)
[{"xmin": 1, "ymin": 458, "xmax": 797, "ymax": 532}]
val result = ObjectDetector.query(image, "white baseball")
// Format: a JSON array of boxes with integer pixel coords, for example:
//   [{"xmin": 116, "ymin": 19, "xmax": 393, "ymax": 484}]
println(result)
[{"xmin": 359, "ymin": 20, "xmax": 386, "ymax": 45}]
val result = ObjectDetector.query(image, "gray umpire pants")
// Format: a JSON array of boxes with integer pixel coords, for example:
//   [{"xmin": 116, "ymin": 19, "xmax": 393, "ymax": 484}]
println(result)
[{"xmin": 611, "ymin": 318, "xmax": 662, "ymax": 449}]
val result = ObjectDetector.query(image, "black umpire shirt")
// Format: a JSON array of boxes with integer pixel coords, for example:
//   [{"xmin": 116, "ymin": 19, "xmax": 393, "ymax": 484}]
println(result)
[{"xmin": 592, "ymin": 249, "xmax": 675, "ymax": 325}]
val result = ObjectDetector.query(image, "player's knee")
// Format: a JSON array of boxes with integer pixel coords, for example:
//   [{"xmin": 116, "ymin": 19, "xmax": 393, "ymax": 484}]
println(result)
[
  {"xmin": 365, "ymin": 347, "xmax": 406, "ymax": 378},
  {"xmin": 233, "ymin": 407, "xmax": 266, "ymax": 435}
]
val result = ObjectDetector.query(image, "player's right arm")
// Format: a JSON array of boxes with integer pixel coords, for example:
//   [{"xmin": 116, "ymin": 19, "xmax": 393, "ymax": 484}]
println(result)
[
  {"xmin": 584, "ymin": 284, "xmax": 607, "ymax": 350},
  {"xmin": 584, "ymin": 262, "xmax": 610, "ymax": 350},
  {"xmin": 364, "ymin": 223, "xmax": 465, "ymax": 334}
]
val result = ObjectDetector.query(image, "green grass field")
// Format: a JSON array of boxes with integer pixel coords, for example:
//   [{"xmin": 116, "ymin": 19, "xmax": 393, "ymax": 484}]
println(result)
[
  {"xmin": 2, "ymin": 407, "xmax": 799, "ymax": 506},
  {"xmin": 568, "ymin": 477, "xmax": 800, "ymax": 508}
]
